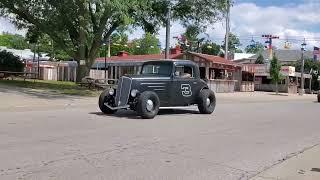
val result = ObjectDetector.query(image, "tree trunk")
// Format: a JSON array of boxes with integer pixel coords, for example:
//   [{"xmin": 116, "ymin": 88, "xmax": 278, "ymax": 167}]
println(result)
[
  {"xmin": 76, "ymin": 64, "xmax": 90, "ymax": 82},
  {"xmin": 275, "ymin": 81, "xmax": 279, "ymax": 94}
]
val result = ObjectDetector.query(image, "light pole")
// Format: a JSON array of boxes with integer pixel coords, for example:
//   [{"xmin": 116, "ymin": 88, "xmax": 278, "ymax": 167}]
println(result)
[
  {"xmin": 299, "ymin": 39, "xmax": 307, "ymax": 95},
  {"xmin": 225, "ymin": 0, "xmax": 230, "ymax": 60}
]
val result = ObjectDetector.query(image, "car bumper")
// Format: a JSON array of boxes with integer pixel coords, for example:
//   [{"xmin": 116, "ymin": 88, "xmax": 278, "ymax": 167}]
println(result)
[{"xmin": 104, "ymin": 103, "xmax": 130, "ymax": 110}]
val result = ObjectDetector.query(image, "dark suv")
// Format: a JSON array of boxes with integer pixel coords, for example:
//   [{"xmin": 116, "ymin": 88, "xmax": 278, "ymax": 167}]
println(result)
[{"xmin": 99, "ymin": 60, "xmax": 216, "ymax": 119}]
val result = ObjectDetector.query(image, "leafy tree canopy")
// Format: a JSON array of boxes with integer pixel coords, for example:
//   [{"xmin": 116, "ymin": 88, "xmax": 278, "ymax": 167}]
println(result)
[
  {"xmin": 132, "ymin": 33, "xmax": 161, "ymax": 55},
  {"xmin": 0, "ymin": 33, "xmax": 29, "ymax": 50},
  {"xmin": 0, "ymin": 0, "xmax": 226, "ymax": 81},
  {"xmin": 292, "ymin": 59, "xmax": 320, "ymax": 90},
  {"xmin": 255, "ymin": 53, "xmax": 264, "ymax": 64},
  {"xmin": 0, "ymin": 50, "xmax": 24, "ymax": 72},
  {"xmin": 245, "ymin": 42, "xmax": 264, "ymax": 54},
  {"xmin": 221, "ymin": 32, "xmax": 242, "ymax": 53},
  {"xmin": 270, "ymin": 54, "xmax": 283, "ymax": 94},
  {"xmin": 201, "ymin": 42, "xmax": 221, "ymax": 56}
]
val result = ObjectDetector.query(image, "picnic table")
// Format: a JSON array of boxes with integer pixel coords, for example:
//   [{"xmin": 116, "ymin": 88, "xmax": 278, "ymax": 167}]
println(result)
[{"xmin": 78, "ymin": 77, "xmax": 117, "ymax": 90}]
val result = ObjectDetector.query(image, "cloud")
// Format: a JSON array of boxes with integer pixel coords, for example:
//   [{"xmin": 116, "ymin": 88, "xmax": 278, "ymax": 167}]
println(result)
[
  {"xmin": 208, "ymin": 1, "xmax": 320, "ymax": 50},
  {"xmin": 0, "ymin": 18, "xmax": 26, "ymax": 35},
  {"xmin": 154, "ymin": 0, "xmax": 320, "ymax": 50},
  {"xmin": 2, "ymin": 0, "xmax": 320, "ymax": 50}
]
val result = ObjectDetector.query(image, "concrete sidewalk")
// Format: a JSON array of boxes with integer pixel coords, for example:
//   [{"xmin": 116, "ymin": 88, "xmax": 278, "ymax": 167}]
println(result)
[{"xmin": 251, "ymin": 145, "xmax": 320, "ymax": 180}]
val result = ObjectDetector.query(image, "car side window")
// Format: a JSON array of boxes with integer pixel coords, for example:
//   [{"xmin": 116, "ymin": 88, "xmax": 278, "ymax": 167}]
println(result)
[{"xmin": 175, "ymin": 65, "xmax": 194, "ymax": 79}]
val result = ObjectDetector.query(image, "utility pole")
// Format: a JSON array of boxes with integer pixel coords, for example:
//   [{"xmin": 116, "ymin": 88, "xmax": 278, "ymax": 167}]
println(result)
[
  {"xmin": 299, "ymin": 39, "xmax": 307, "ymax": 95},
  {"xmin": 37, "ymin": 44, "xmax": 40, "ymax": 80},
  {"xmin": 107, "ymin": 37, "xmax": 111, "ymax": 58},
  {"xmin": 165, "ymin": 3, "xmax": 171, "ymax": 59},
  {"xmin": 224, "ymin": 0, "xmax": 230, "ymax": 60},
  {"xmin": 262, "ymin": 34, "xmax": 279, "ymax": 60},
  {"xmin": 104, "ymin": 43, "xmax": 107, "ymax": 80}
]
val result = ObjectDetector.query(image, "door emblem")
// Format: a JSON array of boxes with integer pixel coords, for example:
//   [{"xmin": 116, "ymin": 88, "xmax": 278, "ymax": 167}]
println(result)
[{"xmin": 181, "ymin": 84, "xmax": 192, "ymax": 97}]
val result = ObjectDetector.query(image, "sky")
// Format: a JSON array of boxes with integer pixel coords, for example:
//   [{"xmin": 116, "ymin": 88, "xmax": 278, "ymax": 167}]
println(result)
[{"xmin": 1, "ymin": 0, "xmax": 320, "ymax": 51}]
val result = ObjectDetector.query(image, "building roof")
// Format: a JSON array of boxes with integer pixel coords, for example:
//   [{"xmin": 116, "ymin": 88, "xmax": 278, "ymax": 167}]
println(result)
[
  {"xmin": 93, "ymin": 51, "xmax": 242, "ymax": 70},
  {"xmin": 188, "ymin": 52, "xmax": 242, "ymax": 67},
  {"xmin": 96, "ymin": 53, "xmax": 182, "ymax": 62},
  {"xmin": 252, "ymin": 49, "xmax": 314, "ymax": 62}
]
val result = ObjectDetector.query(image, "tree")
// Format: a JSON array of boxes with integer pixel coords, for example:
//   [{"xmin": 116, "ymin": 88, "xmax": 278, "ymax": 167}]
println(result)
[
  {"xmin": 0, "ymin": 0, "xmax": 226, "ymax": 81},
  {"xmin": 201, "ymin": 42, "xmax": 221, "ymax": 55},
  {"xmin": 0, "ymin": 50, "xmax": 24, "ymax": 72},
  {"xmin": 132, "ymin": 33, "xmax": 160, "ymax": 55},
  {"xmin": 293, "ymin": 59, "xmax": 320, "ymax": 91},
  {"xmin": 255, "ymin": 53, "xmax": 264, "ymax": 64},
  {"xmin": 98, "ymin": 31, "xmax": 132, "ymax": 57},
  {"xmin": 221, "ymin": 32, "xmax": 242, "ymax": 53},
  {"xmin": 0, "ymin": 33, "xmax": 29, "ymax": 50},
  {"xmin": 270, "ymin": 55, "xmax": 282, "ymax": 94},
  {"xmin": 245, "ymin": 42, "xmax": 264, "ymax": 54}
]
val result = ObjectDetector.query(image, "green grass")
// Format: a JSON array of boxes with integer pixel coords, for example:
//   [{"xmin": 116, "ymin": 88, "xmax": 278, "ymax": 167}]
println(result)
[{"xmin": 0, "ymin": 79, "xmax": 100, "ymax": 96}]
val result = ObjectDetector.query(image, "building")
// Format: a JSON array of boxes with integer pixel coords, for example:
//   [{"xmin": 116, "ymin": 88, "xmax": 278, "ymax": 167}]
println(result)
[
  {"xmin": 92, "ymin": 47, "xmax": 254, "ymax": 93},
  {"xmin": 25, "ymin": 61, "xmax": 77, "ymax": 81},
  {"xmin": 253, "ymin": 64, "xmax": 312, "ymax": 93},
  {"xmin": 234, "ymin": 49, "xmax": 314, "ymax": 65}
]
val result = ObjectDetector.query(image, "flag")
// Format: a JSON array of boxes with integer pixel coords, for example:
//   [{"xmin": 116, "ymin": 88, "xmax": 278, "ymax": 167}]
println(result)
[{"xmin": 313, "ymin": 46, "xmax": 320, "ymax": 61}]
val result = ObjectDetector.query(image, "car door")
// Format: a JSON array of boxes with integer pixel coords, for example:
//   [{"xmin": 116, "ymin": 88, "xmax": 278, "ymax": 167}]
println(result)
[{"xmin": 170, "ymin": 65, "xmax": 198, "ymax": 106}]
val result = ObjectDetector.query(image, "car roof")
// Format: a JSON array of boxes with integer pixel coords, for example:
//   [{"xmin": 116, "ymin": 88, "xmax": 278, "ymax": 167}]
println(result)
[{"xmin": 143, "ymin": 59, "xmax": 197, "ymax": 66}]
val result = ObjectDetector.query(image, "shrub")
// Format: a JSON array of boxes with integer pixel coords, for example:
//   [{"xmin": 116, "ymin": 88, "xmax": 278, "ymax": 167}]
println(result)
[{"xmin": 0, "ymin": 50, "xmax": 24, "ymax": 72}]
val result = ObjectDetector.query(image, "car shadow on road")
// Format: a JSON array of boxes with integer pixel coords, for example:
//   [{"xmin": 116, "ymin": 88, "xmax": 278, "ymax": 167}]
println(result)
[{"xmin": 90, "ymin": 109, "xmax": 199, "ymax": 120}]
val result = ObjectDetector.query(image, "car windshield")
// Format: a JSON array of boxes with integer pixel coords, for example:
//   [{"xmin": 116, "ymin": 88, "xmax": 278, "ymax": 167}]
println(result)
[{"xmin": 141, "ymin": 62, "xmax": 172, "ymax": 76}]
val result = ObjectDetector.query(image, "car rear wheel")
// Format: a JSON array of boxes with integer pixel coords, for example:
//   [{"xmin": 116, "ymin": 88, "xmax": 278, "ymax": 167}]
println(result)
[
  {"xmin": 198, "ymin": 89, "xmax": 216, "ymax": 114},
  {"xmin": 136, "ymin": 91, "xmax": 160, "ymax": 119},
  {"xmin": 99, "ymin": 90, "xmax": 117, "ymax": 114}
]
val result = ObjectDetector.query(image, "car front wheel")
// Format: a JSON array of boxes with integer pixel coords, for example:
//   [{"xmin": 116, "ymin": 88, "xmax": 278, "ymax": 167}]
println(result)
[
  {"xmin": 197, "ymin": 89, "xmax": 216, "ymax": 114},
  {"xmin": 136, "ymin": 91, "xmax": 160, "ymax": 119},
  {"xmin": 99, "ymin": 90, "xmax": 117, "ymax": 114}
]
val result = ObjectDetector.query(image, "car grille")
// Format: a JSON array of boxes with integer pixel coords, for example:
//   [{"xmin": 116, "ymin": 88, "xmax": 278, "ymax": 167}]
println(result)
[{"xmin": 115, "ymin": 76, "xmax": 132, "ymax": 107}]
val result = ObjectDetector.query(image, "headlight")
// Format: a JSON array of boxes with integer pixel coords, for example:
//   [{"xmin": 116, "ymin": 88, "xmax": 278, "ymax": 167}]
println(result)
[
  {"xmin": 130, "ymin": 89, "xmax": 139, "ymax": 97},
  {"xmin": 108, "ymin": 88, "xmax": 115, "ymax": 96}
]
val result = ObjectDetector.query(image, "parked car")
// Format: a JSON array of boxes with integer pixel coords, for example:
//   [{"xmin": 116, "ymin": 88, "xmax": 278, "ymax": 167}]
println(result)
[{"xmin": 98, "ymin": 60, "xmax": 216, "ymax": 119}]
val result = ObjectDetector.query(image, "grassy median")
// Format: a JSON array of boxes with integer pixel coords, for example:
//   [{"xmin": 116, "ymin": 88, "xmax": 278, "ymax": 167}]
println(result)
[{"xmin": 0, "ymin": 79, "xmax": 100, "ymax": 96}]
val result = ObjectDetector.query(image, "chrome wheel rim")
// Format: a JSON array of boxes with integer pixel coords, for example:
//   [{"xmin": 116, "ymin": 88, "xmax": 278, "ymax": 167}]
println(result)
[
  {"xmin": 146, "ymin": 99, "xmax": 154, "ymax": 112},
  {"xmin": 206, "ymin": 98, "xmax": 211, "ymax": 107}
]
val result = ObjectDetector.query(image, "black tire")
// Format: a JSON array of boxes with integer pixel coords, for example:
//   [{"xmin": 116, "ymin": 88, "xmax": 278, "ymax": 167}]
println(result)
[
  {"xmin": 197, "ymin": 89, "xmax": 216, "ymax": 114},
  {"xmin": 136, "ymin": 91, "xmax": 160, "ymax": 119},
  {"xmin": 99, "ymin": 90, "xmax": 117, "ymax": 114}
]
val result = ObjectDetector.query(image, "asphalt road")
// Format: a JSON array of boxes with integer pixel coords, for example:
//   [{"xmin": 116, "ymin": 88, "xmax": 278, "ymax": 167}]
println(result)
[{"xmin": 0, "ymin": 88, "xmax": 319, "ymax": 180}]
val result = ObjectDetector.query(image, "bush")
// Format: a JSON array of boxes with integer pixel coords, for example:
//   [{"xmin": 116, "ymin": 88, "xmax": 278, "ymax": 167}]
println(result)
[{"xmin": 0, "ymin": 50, "xmax": 24, "ymax": 72}]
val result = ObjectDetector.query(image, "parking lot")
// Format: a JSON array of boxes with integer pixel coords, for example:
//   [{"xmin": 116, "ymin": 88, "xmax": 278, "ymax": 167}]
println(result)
[{"xmin": 0, "ymin": 85, "xmax": 319, "ymax": 180}]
